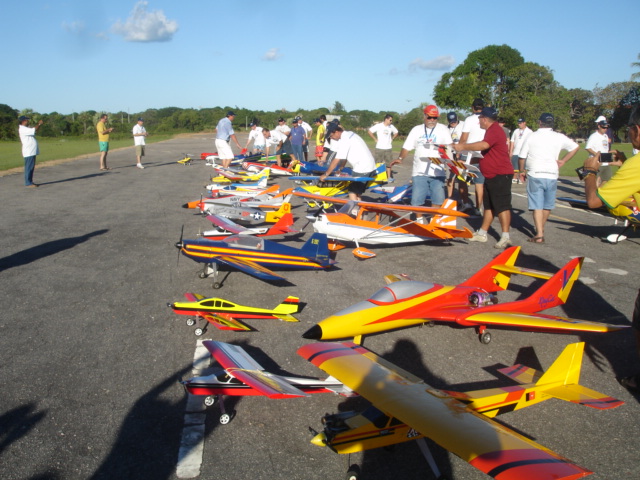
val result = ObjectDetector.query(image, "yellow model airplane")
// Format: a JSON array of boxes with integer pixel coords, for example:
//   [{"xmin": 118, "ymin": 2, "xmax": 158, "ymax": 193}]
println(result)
[{"xmin": 299, "ymin": 341, "xmax": 623, "ymax": 480}]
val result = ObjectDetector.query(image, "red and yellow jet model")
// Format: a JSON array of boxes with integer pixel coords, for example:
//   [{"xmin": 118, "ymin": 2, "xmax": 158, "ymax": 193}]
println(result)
[
  {"xmin": 302, "ymin": 246, "xmax": 628, "ymax": 344},
  {"xmin": 299, "ymin": 341, "xmax": 622, "ymax": 480}
]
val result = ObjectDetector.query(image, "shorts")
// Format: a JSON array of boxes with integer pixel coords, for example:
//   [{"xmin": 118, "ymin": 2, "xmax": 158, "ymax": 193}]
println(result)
[
  {"xmin": 374, "ymin": 148, "xmax": 394, "ymax": 166},
  {"xmin": 253, "ymin": 143, "xmax": 265, "ymax": 153},
  {"xmin": 483, "ymin": 174, "xmax": 512, "ymax": 215},
  {"xmin": 215, "ymin": 139, "xmax": 234, "ymax": 160},
  {"xmin": 99, "ymin": 142, "xmax": 109, "ymax": 152},
  {"xmin": 526, "ymin": 176, "xmax": 557, "ymax": 210},
  {"xmin": 411, "ymin": 175, "xmax": 446, "ymax": 207},
  {"xmin": 135, "ymin": 145, "xmax": 145, "ymax": 157},
  {"xmin": 473, "ymin": 168, "xmax": 485, "ymax": 185},
  {"xmin": 348, "ymin": 170, "xmax": 375, "ymax": 197},
  {"xmin": 511, "ymin": 154, "xmax": 521, "ymax": 171}
]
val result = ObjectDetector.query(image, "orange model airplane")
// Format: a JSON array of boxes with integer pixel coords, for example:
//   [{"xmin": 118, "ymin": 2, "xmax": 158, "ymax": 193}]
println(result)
[
  {"xmin": 295, "ymin": 192, "xmax": 472, "ymax": 258},
  {"xmin": 299, "ymin": 341, "xmax": 623, "ymax": 480},
  {"xmin": 302, "ymin": 246, "xmax": 628, "ymax": 344}
]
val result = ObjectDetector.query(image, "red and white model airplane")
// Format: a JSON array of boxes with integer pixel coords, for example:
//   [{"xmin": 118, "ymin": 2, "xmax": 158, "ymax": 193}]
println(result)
[{"xmin": 182, "ymin": 341, "xmax": 353, "ymax": 424}]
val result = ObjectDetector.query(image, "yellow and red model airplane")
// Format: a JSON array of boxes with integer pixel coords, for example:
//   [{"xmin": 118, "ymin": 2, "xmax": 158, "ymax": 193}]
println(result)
[
  {"xmin": 302, "ymin": 246, "xmax": 628, "ymax": 344},
  {"xmin": 295, "ymin": 192, "xmax": 472, "ymax": 258},
  {"xmin": 169, "ymin": 293, "xmax": 301, "ymax": 335},
  {"xmin": 299, "ymin": 341, "xmax": 623, "ymax": 479}
]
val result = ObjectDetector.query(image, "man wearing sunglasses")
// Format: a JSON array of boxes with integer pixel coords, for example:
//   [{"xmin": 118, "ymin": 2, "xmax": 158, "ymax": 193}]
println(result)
[{"xmin": 390, "ymin": 105, "xmax": 452, "ymax": 209}]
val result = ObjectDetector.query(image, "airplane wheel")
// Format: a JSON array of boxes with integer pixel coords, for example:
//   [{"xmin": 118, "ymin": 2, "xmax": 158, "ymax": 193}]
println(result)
[
  {"xmin": 212, "ymin": 282, "xmax": 222, "ymax": 289},
  {"xmin": 203, "ymin": 396, "xmax": 217, "ymax": 407},
  {"xmin": 194, "ymin": 328, "xmax": 204, "ymax": 336},
  {"xmin": 427, "ymin": 321, "xmax": 435, "ymax": 327},
  {"xmin": 480, "ymin": 332, "xmax": 492, "ymax": 344},
  {"xmin": 346, "ymin": 465, "xmax": 360, "ymax": 480},
  {"xmin": 219, "ymin": 412, "xmax": 234, "ymax": 425},
  {"xmin": 186, "ymin": 318, "xmax": 195, "ymax": 326},
  {"xmin": 198, "ymin": 272, "xmax": 207, "ymax": 279}
]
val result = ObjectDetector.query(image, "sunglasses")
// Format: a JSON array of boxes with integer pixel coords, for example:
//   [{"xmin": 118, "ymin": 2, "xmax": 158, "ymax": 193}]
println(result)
[{"xmin": 426, "ymin": 116, "xmax": 438, "ymax": 120}]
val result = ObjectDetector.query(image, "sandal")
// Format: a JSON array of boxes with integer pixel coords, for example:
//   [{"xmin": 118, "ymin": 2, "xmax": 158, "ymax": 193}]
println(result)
[
  {"xmin": 527, "ymin": 236, "xmax": 545, "ymax": 243},
  {"xmin": 100, "ymin": 167, "xmax": 111, "ymax": 171},
  {"xmin": 618, "ymin": 374, "xmax": 640, "ymax": 393}
]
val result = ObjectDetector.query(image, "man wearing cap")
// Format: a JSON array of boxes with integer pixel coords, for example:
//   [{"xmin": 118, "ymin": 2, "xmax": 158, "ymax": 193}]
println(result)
[
  {"xmin": 132, "ymin": 117, "xmax": 148, "ymax": 169},
  {"xmin": 97, "ymin": 114, "xmax": 114, "ymax": 171},
  {"xmin": 586, "ymin": 115, "xmax": 616, "ymax": 185},
  {"xmin": 320, "ymin": 125, "xmax": 376, "ymax": 201},
  {"xmin": 446, "ymin": 112, "xmax": 464, "ymax": 197},
  {"xmin": 517, "ymin": 113, "xmax": 579, "ymax": 243},
  {"xmin": 454, "ymin": 106, "xmax": 514, "ymax": 248},
  {"xmin": 390, "ymin": 105, "xmax": 453, "ymax": 209},
  {"xmin": 215, "ymin": 111, "xmax": 242, "ymax": 169},
  {"xmin": 509, "ymin": 118, "xmax": 532, "ymax": 183},
  {"xmin": 368, "ymin": 114, "xmax": 399, "ymax": 178},
  {"xmin": 275, "ymin": 117, "xmax": 292, "ymax": 166},
  {"xmin": 289, "ymin": 117, "xmax": 307, "ymax": 164},
  {"xmin": 297, "ymin": 115, "xmax": 313, "ymax": 161},
  {"xmin": 18, "ymin": 115, "xmax": 43, "ymax": 187},
  {"xmin": 245, "ymin": 122, "xmax": 265, "ymax": 154}
]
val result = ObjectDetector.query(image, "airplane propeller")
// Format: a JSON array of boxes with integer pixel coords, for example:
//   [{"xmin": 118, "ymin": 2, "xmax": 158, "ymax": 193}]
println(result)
[{"xmin": 176, "ymin": 225, "xmax": 184, "ymax": 266}]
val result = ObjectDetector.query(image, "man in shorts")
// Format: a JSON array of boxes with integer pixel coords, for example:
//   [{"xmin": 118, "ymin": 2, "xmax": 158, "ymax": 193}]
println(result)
[
  {"xmin": 215, "ymin": 111, "xmax": 242, "ymax": 169},
  {"xmin": 454, "ymin": 107, "xmax": 514, "ymax": 248},
  {"xmin": 132, "ymin": 117, "xmax": 148, "ymax": 169},
  {"xmin": 97, "ymin": 114, "xmax": 114, "ymax": 171},
  {"xmin": 368, "ymin": 114, "xmax": 398, "ymax": 179},
  {"xmin": 518, "ymin": 113, "xmax": 579, "ymax": 243}
]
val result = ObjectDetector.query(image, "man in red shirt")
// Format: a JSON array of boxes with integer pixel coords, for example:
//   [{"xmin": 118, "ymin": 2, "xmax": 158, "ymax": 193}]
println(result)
[{"xmin": 453, "ymin": 107, "xmax": 514, "ymax": 248}]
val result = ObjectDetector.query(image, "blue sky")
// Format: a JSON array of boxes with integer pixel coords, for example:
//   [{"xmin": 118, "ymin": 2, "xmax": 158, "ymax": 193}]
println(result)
[{"xmin": 2, "ymin": 0, "xmax": 638, "ymax": 116}]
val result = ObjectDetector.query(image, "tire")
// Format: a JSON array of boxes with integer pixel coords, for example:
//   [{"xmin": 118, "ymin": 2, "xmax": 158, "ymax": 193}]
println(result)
[
  {"xmin": 203, "ymin": 396, "xmax": 217, "ymax": 407},
  {"xmin": 194, "ymin": 328, "xmax": 203, "ymax": 336},
  {"xmin": 186, "ymin": 318, "xmax": 195, "ymax": 326},
  {"xmin": 480, "ymin": 332, "xmax": 492, "ymax": 344}
]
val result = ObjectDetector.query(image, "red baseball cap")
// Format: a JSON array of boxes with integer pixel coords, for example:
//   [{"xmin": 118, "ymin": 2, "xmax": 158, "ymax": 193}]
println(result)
[{"xmin": 423, "ymin": 105, "xmax": 439, "ymax": 117}]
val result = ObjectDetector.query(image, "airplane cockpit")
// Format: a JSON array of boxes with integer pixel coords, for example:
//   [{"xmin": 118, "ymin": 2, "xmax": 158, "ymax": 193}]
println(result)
[
  {"xmin": 369, "ymin": 281, "xmax": 436, "ymax": 303},
  {"xmin": 224, "ymin": 235, "xmax": 264, "ymax": 250}
]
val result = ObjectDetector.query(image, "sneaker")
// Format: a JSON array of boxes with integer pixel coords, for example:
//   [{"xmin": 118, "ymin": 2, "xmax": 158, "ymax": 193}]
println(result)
[
  {"xmin": 469, "ymin": 231, "xmax": 487, "ymax": 243},
  {"xmin": 494, "ymin": 237, "xmax": 513, "ymax": 249},
  {"xmin": 26, "ymin": 184, "xmax": 39, "ymax": 188},
  {"xmin": 136, "ymin": 164, "xmax": 145, "ymax": 169},
  {"xmin": 512, "ymin": 178, "xmax": 518, "ymax": 184}
]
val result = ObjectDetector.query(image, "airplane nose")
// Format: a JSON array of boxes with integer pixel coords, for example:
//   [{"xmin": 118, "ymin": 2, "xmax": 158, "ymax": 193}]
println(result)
[
  {"xmin": 302, "ymin": 324, "xmax": 323, "ymax": 340},
  {"xmin": 310, "ymin": 431, "xmax": 328, "ymax": 447}
]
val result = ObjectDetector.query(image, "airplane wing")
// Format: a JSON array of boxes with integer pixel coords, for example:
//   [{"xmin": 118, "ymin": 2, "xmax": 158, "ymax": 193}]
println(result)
[
  {"xmin": 293, "ymin": 191, "xmax": 468, "ymax": 217},
  {"xmin": 204, "ymin": 341, "xmax": 309, "ymax": 398},
  {"xmin": 200, "ymin": 313, "xmax": 253, "ymax": 331},
  {"xmin": 451, "ymin": 310, "xmax": 628, "ymax": 333},
  {"xmin": 298, "ymin": 342, "xmax": 592, "ymax": 480},
  {"xmin": 292, "ymin": 174, "xmax": 375, "ymax": 182},
  {"xmin": 213, "ymin": 255, "xmax": 287, "ymax": 281},
  {"xmin": 184, "ymin": 292, "xmax": 205, "ymax": 302},
  {"xmin": 206, "ymin": 215, "xmax": 250, "ymax": 234}
]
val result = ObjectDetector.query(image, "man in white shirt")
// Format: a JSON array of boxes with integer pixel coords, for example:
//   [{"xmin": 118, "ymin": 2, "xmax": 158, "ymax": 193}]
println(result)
[
  {"xmin": 368, "ymin": 114, "xmax": 399, "ymax": 178},
  {"xmin": 446, "ymin": 111, "xmax": 464, "ymax": 197},
  {"xmin": 458, "ymin": 98, "xmax": 486, "ymax": 215},
  {"xmin": 518, "ymin": 113, "xmax": 579, "ymax": 243},
  {"xmin": 18, "ymin": 115, "xmax": 43, "ymax": 187},
  {"xmin": 509, "ymin": 118, "xmax": 532, "ymax": 183},
  {"xmin": 132, "ymin": 117, "xmax": 148, "ymax": 169},
  {"xmin": 245, "ymin": 122, "xmax": 265, "ymax": 154},
  {"xmin": 319, "ymin": 126, "xmax": 376, "ymax": 201},
  {"xmin": 586, "ymin": 115, "xmax": 614, "ymax": 185},
  {"xmin": 390, "ymin": 105, "xmax": 453, "ymax": 208},
  {"xmin": 262, "ymin": 128, "xmax": 287, "ymax": 166}
]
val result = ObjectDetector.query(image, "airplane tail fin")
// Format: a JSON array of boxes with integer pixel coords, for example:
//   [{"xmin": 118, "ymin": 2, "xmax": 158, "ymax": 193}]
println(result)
[
  {"xmin": 300, "ymin": 233, "xmax": 333, "ymax": 266},
  {"xmin": 428, "ymin": 199, "xmax": 458, "ymax": 229},
  {"xmin": 512, "ymin": 256, "xmax": 583, "ymax": 313},
  {"xmin": 500, "ymin": 342, "xmax": 624, "ymax": 410},
  {"xmin": 266, "ymin": 213, "xmax": 297, "ymax": 235},
  {"xmin": 372, "ymin": 162, "xmax": 388, "ymax": 183},
  {"xmin": 459, "ymin": 246, "xmax": 521, "ymax": 292},
  {"xmin": 266, "ymin": 202, "xmax": 292, "ymax": 222},
  {"xmin": 273, "ymin": 187, "xmax": 294, "ymax": 200},
  {"xmin": 256, "ymin": 176, "xmax": 268, "ymax": 188},
  {"xmin": 273, "ymin": 296, "xmax": 301, "ymax": 316}
]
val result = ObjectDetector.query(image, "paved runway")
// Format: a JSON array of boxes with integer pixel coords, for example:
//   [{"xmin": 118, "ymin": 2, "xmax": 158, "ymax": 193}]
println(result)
[{"xmin": 0, "ymin": 133, "xmax": 638, "ymax": 480}]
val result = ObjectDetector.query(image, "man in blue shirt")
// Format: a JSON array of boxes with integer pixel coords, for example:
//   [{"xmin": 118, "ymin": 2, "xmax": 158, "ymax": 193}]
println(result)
[
  {"xmin": 215, "ymin": 111, "xmax": 242, "ymax": 168},
  {"xmin": 289, "ymin": 117, "xmax": 307, "ymax": 164}
]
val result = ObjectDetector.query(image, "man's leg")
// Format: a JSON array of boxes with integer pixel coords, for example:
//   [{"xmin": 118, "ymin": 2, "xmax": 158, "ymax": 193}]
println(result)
[{"xmin": 532, "ymin": 209, "xmax": 550, "ymax": 237}]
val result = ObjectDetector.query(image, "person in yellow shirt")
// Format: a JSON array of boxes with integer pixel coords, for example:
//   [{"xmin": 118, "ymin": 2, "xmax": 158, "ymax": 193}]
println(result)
[{"xmin": 97, "ymin": 114, "xmax": 114, "ymax": 170}]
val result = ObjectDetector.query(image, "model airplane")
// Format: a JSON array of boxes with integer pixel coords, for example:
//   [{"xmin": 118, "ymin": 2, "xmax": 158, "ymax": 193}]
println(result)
[
  {"xmin": 198, "ymin": 202, "xmax": 291, "ymax": 225},
  {"xmin": 558, "ymin": 196, "xmax": 639, "ymax": 243},
  {"xmin": 170, "ymin": 293, "xmax": 301, "ymax": 335},
  {"xmin": 242, "ymin": 161, "xmax": 295, "ymax": 176},
  {"xmin": 296, "ymin": 193, "xmax": 472, "ymax": 258},
  {"xmin": 206, "ymin": 173, "xmax": 269, "ymax": 192},
  {"xmin": 182, "ymin": 185, "xmax": 281, "ymax": 209},
  {"xmin": 302, "ymin": 246, "xmax": 628, "ymax": 344},
  {"xmin": 292, "ymin": 163, "xmax": 389, "ymax": 200},
  {"xmin": 370, "ymin": 182, "xmax": 413, "ymax": 203},
  {"xmin": 182, "ymin": 341, "xmax": 353, "ymax": 424},
  {"xmin": 197, "ymin": 189, "xmax": 293, "ymax": 214},
  {"xmin": 299, "ymin": 341, "xmax": 622, "ymax": 479},
  {"xmin": 211, "ymin": 167, "xmax": 271, "ymax": 184},
  {"xmin": 176, "ymin": 231, "xmax": 335, "ymax": 288},
  {"xmin": 200, "ymin": 211, "xmax": 297, "ymax": 241}
]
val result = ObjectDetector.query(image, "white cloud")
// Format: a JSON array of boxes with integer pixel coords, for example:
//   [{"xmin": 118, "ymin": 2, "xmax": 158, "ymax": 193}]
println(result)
[
  {"xmin": 62, "ymin": 21, "xmax": 86, "ymax": 35},
  {"xmin": 262, "ymin": 48, "xmax": 282, "ymax": 61},
  {"xmin": 408, "ymin": 55, "xmax": 455, "ymax": 72},
  {"xmin": 112, "ymin": 1, "xmax": 178, "ymax": 42}
]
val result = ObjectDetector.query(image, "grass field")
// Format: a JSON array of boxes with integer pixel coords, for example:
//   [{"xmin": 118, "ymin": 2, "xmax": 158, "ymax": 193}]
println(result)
[{"xmin": 0, "ymin": 134, "xmax": 173, "ymax": 171}]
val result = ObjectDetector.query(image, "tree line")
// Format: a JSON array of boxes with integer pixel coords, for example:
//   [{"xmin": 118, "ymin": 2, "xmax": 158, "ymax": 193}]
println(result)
[{"xmin": 2, "ymin": 45, "xmax": 638, "ymax": 142}]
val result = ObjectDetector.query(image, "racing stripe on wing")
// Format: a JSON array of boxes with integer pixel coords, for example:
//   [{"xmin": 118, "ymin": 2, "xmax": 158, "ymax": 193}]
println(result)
[
  {"xmin": 298, "ymin": 342, "xmax": 367, "ymax": 366},
  {"xmin": 472, "ymin": 448, "xmax": 591, "ymax": 479}
]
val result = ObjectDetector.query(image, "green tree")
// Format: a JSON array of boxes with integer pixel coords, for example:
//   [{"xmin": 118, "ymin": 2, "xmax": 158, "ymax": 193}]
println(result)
[
  {"xmin": 433, "ymin": 44, "xmax": 524, "ymax": 111},
  {"xmin": 631, "ymin": 53, "xmax": 640, "ymax": 81},
  {"xmin": 332, "ymin": 101, "xmax": 346, "ymax": 115},
  {"xmin": 0, "ymin": 104, "xmax": 18, "ymax": 140}
]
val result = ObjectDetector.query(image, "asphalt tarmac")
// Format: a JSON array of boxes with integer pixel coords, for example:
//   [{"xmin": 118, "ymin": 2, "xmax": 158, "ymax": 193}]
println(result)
[{"xmin": 0, "ymin": 133, "xmax": 638, "ymax": 480}]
